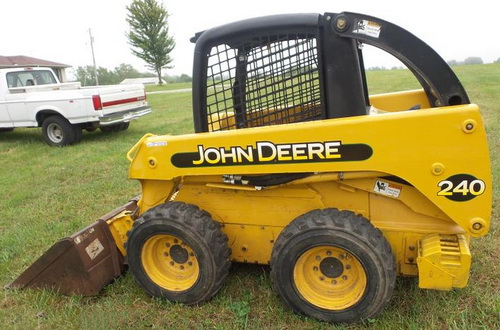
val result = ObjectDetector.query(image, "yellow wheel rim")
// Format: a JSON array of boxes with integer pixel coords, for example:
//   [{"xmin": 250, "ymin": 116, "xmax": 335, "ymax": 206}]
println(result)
[
  {"xmin": 141, "ymin": 234, "xmax": 199, "ymax": 292},
  {"xmin": 293, "ymin": 246, "xmax": 367, "ymax": 310}
]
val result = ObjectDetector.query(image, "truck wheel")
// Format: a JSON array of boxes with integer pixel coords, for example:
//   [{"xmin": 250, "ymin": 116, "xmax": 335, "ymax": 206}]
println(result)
[
  {"xmin": 126, "ymin": 202, "xmax": 231, "ymax": 305},
  {"xmin": 100, "ymin": 122, "xmax": 128, "ymax": 133},
  {"xmin": 0, "ymin": 128, "xmax": 14, "ymax": 133},
  {"xmin": 121, "ymin": 122, "xmax": 130, "ymax": 131},
  {"xmin": 42, "ymin": 116, "xmax": 80, "ymax": 146},
  {"xmin": 270, "ymin": 209, "xmax": 396, "ymax": 323}
]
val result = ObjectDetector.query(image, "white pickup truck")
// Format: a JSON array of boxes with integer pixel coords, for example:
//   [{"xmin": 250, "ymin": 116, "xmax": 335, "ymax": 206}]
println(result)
[{"xmin": 0, "ymin": 67, "xmax": 151, "ymax": 146}]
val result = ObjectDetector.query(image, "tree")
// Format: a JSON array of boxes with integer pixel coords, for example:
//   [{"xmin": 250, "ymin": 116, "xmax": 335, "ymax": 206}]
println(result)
[
  {"xmin": 74, "ymin": 63, "xmax": 156, "ymax": 86},
  {"xmin": 463, "ymin": 57, "xmax": 483, "ymax": 65},
  {"xmin": 113, "ymin": 63, "xmax": 141, "ymax": 82},
  {"xmin": 74, "ymin": 66, "xmax": 97, "ymax": 86},
  {"xmin": 126, "ymin": 0, "xmax": 175, "ymax": 85}
]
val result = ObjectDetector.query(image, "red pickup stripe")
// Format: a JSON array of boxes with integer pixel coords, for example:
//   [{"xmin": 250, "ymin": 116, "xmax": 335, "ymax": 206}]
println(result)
[{"xmin": 102, "ymin": 96, "xmax": 146, "ymax": 107}]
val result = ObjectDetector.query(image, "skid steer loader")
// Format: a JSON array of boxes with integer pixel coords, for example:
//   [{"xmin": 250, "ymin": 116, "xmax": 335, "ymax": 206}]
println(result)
[{"xmin": 9, "ymin": 12, "xmax": 491, "ymax": 323}]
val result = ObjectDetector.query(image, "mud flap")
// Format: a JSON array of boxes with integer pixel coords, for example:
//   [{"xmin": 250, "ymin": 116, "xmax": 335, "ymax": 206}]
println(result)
[{"xmin": 8, "ymin": 197, "xmax": 139, "ymax": 296}]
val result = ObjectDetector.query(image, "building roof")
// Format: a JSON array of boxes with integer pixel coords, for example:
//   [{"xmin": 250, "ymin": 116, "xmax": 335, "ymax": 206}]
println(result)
[{"xmin": 0, "ymin": 55, "xmax": 70, "ymax": 68}]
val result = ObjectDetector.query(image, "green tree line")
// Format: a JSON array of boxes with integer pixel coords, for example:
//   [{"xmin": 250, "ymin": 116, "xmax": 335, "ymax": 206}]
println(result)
[{"xmin": 73, "ymin": 63, "xmax": 191, "ymax": 86}]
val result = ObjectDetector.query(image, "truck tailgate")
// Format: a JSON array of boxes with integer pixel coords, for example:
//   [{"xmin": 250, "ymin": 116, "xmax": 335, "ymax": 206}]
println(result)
[{"xmin": 97, "ymin": 84, "xmax": 147, "ymax": 114}]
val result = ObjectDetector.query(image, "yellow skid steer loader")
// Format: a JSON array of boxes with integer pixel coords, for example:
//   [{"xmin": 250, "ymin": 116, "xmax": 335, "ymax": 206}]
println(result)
[{"xmin": 9, "ymin": 12, "xmax": 491, "ymax": 323}]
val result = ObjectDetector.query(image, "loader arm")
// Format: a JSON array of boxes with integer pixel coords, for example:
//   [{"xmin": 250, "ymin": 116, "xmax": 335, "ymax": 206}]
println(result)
[{"xmin": 331, "ymin": 12, "xmax": 470, "ymax": 107}]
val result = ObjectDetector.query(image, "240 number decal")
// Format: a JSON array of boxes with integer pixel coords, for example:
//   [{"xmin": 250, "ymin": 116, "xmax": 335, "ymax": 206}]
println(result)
[{"xmin": 438, "ymin": 174, "xmax": 486, "ymax": 201}]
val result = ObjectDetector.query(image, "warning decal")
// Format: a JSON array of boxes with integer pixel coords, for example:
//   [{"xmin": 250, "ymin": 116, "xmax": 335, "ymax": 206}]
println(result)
[
  {"xmin": 373, "ymin": 180, "xmax": 402, "ymax": 198},
  {"xmin": 85, "ymin": 238, "xmax": 105, "ymax": 260},
  {"xmin": 353, "ymin": 20, "xmax": 382, "ymax": 38}
]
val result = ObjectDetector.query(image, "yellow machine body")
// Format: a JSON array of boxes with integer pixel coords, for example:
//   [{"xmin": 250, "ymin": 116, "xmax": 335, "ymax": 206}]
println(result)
[
  {"xmin": 126, "ymin": 89, "xmax": 491, "ymax": 290},
  {"xmin": 9, "ymin": 12, "xmax": 492, "ymax": 324}
]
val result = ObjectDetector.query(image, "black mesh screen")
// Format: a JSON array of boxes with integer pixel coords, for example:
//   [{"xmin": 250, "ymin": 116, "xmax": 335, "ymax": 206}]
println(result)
[{"xmin": 205, "ymin": 35, "xmax": 322, "ymax": 131}]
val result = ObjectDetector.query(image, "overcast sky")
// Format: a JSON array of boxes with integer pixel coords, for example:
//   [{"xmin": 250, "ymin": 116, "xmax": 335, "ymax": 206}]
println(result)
[{"xmin": 1, "ymin": 0, "xmax": 498, "ymax": 77}]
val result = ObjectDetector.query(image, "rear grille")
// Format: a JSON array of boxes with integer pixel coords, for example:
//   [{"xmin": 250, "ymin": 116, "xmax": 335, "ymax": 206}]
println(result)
[{"xmin": 205, "ymin": 35, "xmax": 322, "ymax": 131}]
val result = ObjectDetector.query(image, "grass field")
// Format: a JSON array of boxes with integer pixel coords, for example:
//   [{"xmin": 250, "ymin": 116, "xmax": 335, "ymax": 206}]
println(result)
[{"xmin": 0, "ymin": 64, "xmax": 499, "ymax": 329}]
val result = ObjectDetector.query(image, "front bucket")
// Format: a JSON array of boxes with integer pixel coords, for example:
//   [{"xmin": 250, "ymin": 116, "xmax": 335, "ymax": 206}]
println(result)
[
  {"xmin": 8, "ymin": 220, "xmax": 123, "ymax": 296},
  {"xmin": 8, "ymin": 197, "xmax": 139, "ymax": 296}
]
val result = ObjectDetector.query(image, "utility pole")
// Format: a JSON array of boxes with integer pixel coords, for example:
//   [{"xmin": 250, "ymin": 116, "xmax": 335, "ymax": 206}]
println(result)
[{"xmin": 89, "ymin": 28, "xmax": 99, "ymax": 86}]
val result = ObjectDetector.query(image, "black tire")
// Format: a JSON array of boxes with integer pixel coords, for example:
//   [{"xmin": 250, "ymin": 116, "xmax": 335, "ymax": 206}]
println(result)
[
  {"xmin": 126, "ymin": 202, "xmax": 231, "ymax": 305},
  {"xmin": 270, "ymin": 209, "xmax": 396, "ymax": 323},
  {"xmin": 42, "ymin": 115, "xmax": 81, "ymax": 146},
  {"xmin": 121, "ymin": 122, "xmax": 130, "ymax": 131},
  {"xmin": 100, "ymin": 122, "xmax": 128, "ymax": 133},
  {"xmin": 0, "ymin": 127, "xmax": 14, "ymax": 133}
]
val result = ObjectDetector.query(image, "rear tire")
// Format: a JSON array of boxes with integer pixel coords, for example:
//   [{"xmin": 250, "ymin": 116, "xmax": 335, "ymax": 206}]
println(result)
[
  {"xmin": 126, "ymin": 202, "xmax": 231, "ymax": 305},
  {"xmin": 42, "ymin": 115, "xmax": 81, "ymax": 146},
  {"xmin": 0, "ymin": 128, "xmax": 14, "ymax": 133},
  {"xmin": 270, "ymin": 209, "xmax": 396, "ymax": 323},
  {"xmin": 100, "ymin": 122, "xmax": 129, "ymax": 133}
]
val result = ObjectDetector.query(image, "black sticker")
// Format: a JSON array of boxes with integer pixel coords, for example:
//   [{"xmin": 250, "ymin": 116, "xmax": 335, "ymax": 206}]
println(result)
[
  {"xmin": 437, "ymin": 174, "xmax": 486, "ymax": 202},
  {"xmin": 171, "ymin": 141, "xmax": 373, "ymax": 168}
]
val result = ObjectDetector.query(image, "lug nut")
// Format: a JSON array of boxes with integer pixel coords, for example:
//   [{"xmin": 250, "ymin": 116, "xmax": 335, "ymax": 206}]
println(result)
[
  {"xmin": 170, "ymin": 261, "xmax": 174, "ymax": 266},
  {"xmin": 342, "ymin": 275, "xmax": 348, "ymax": 280},
  {"xmin": 313, "ymin": 266, "xmax": 318, "ymax": 271},
  {"xmin": 316, "ymin": 256, "xmax": 321, "ymax": 261}
]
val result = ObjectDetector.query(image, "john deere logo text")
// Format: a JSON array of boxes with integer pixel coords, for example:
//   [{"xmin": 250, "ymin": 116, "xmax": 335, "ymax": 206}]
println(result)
[{"xmin": 171, "ymin": 141, "xmax": 372, "ymax": 168}]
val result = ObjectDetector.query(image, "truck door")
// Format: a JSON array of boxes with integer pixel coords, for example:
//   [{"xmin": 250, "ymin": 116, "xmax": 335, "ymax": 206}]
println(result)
[
  {"xmin": 0, "ymin": 91, "xmax": 14, "ymax": 127},
  {"xmin": 3, "ymin": 71, "xmax": 36, "ymax": 126}
]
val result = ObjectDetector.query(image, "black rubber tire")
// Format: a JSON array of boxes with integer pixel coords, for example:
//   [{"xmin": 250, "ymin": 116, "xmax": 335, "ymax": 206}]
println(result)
[
  {"xmin": 41, "ymin": 115, "xmax": 80, "ymax": 146},
  {"xmin": 100, "ymin": 122, "xmax": 128, "ymax": 133},
  {"xmin": 270, "ymin": 209, "xmax": 396, "ymax": 323},
  {"xmin": 121, "ymin": 122, "xmax": 130, "ymax": 131},
  {"xmin": 0, "ymin": 127, "xmax": 14, "ymax": 133},
  {"xmin": 126, "ymin": 202, "xmax": 231, "ymax": 305}
]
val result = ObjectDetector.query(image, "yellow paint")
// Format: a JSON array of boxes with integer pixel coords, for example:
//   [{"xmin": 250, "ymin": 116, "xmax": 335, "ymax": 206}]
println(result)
[
  {"xmin": 141, "ymin": 234, "xmax": 200, "ymax": 292},
  {"xmin": 417, "ymin": 234, "xmax": 471, "ymax": 289},
  {"xmin": 127, "ymin": 95, "xmax": 491, "ymax": 290},
  {"xmin": 106, "ymin": 211, "xmax": 134, "ymax": 256},
  {"xmin": 293, "ymin": 246, "xmax": 367, "ymax": 310}
]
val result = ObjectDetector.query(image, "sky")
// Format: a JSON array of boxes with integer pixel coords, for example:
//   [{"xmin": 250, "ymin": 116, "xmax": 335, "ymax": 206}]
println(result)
[{"xmin": 1, "ymin": 0, "xmax": 498, "ymax": 78}]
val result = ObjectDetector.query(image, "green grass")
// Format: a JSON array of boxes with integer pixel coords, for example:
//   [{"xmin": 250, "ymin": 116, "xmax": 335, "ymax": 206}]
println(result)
[{"xmin": 1, "ymin": 64, "xmax": 499, "ymax": 329}]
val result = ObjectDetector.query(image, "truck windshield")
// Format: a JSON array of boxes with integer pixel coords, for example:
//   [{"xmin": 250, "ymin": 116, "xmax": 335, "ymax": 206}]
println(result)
[{"xmin": 6, "ymin": 70, "xmax": 57, "ymax": 88}]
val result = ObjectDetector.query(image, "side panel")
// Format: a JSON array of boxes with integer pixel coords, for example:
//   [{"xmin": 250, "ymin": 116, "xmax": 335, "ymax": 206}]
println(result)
[
  {"xmin": 171, "ymin": 176, "xmax": 462, "ymax": 277},
  {"xmin": 130, "ymin": 105, "xmax": 491, "ymax": 238},
  {"xmin": 0, "ymin": 94, "xmax": 13, "ymax": 127}
]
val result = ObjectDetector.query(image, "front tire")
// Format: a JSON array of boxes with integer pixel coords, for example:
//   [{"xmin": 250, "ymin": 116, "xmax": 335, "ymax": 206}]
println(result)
[
  {"xmin": 270, "ymin": 209, "xmax": 396, "ymax": 323},
  {"xmin": 126, "ymin": 202, "xmax": 231, "ymax": 305},
  {"xmin": 42, "ymin": 115, "xmax": 81, "ymax": 146}
]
